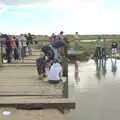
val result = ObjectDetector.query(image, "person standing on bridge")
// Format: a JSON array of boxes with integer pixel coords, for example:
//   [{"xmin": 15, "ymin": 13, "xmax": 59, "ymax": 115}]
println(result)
[
  {"xmin": 14, "ymin": 37, "xmax": 19, "ymax": 62},
  {"xmin": 74, "ymin": 32, "xmax": 79, "ymax": 50},
  {"xmin": 18, "ymin": 34, "xmax": 23, "ymax": 62},
  {"xmin": 26, "ymin": 33, "xmax": 33, "ymax": 56},
  {"xmin": 19, "ymin": 34, "xmax": 27, "ymax": 60},
  {"xmin": 10, "ymin": 36, "xmax": 17, "ymax": 63},
  {"xmin": 5, "ymin": 35, "xmax": 12, "ymax": 63}
]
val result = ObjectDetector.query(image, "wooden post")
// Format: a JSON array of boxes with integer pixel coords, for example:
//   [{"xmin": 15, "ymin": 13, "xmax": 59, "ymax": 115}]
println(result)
[
  {"xmin": 62, "ymin": 56, "xmax": 68, "ymax": 98},
  {"xmin": 62, "ymin": 44, "xmax": 69, "ymax": 98}
]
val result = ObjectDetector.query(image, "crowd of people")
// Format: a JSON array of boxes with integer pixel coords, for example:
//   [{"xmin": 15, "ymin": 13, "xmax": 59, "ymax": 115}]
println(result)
[
  {"xmin": 2, "ymin": 31, "xmax": 119, "ymax": 83},
  {"xmin": 0, "ymin": 33, "xmax": 34, "ymax": 63},
  {"xmin": 36, "ymin": 31, "xmax": 68, "ymax": 84}
]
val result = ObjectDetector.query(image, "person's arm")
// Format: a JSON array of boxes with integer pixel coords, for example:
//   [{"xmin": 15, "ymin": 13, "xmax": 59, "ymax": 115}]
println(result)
[{"xmin": 59, "ymin": 67, "xmax": 63, "ymax": 78}]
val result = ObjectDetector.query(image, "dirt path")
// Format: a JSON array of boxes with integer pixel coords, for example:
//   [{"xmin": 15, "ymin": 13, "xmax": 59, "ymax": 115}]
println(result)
[{"xmin": 0, "ymin": 108, "xmax": 65, "ymax": 120}]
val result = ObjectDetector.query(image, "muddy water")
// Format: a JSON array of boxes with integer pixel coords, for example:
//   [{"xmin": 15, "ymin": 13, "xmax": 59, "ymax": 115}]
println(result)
[{"xmin": 66, "ymin": 59, "xmax": 120, "ymax": 120}]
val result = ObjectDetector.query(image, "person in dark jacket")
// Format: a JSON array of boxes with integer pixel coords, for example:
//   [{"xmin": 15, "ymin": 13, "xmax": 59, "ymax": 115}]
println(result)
[
  {"xmin": 14, "ymin": 37, "xmax": 19, "ymax": 61},
  {"xmin": 26, "ymin": 33, "xmax": 34, "ymax": 55},
  {"xmin": 5, "ymin": 35, "xmax": 12, "ymax": 63}
]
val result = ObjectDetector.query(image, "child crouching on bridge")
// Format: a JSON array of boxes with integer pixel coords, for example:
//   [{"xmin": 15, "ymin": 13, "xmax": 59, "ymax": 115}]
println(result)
[{"xmin": 48, "ymin": 60, "xmax": 63, "ymax": 84}]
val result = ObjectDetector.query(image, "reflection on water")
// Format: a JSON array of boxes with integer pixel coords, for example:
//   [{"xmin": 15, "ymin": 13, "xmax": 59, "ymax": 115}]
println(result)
[
  {"xmin": 95, "ymin": 58, "xmax": 118, "ymax": 80},
  {"xmin": 95, "ymin": 59, "xmax": 107, "ymax": 80},
  {"xmin": 69, "ymin": 58, "xmax": 120, "ymax": 90},
  {"xmin": 111, "ymin": 58, "xmax": 117, "ymax": 76},
  {"xmin": 74, "ymin": 61, "xmax": 80, "ymax": 83},
  {"xmin": 67, "ymin": 59, "xmax": 120, "ymax": 120}
]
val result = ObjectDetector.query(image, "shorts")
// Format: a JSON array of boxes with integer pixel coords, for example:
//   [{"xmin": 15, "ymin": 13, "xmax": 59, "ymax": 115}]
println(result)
[{"xmin": 112, "ymin": 48, "xmax": 117, "ymax": 54}]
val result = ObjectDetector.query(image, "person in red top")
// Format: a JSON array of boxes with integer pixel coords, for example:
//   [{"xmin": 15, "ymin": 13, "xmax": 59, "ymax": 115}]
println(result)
[
  {"xmin": 10, "ymin": 36, "xmax": 17, "ymax": 62},
  {"xmin": 11, "ymin": 36, "xmax": 16, "ymax": 49}
]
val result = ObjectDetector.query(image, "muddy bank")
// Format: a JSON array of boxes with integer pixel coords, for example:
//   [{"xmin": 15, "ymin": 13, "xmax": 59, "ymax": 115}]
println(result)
[{"xmin": 0, "ymin": 108, "xmax": 65, "ymax": 120}]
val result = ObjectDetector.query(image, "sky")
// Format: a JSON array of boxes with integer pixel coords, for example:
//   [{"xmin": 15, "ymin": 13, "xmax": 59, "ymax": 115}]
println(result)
[{"xmin": 0, "ymin": 0, "xmax": 120, "ymax": 35}]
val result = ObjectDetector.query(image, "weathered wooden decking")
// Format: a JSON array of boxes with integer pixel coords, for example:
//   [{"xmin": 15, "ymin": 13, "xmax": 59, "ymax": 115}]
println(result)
[
  {"xmin": 0, "ymin": 66, "xmax": 63, "ymax": 97},
  {"xmin": 0, "ymin": 48, "xmax": 75, "ymax": 111}
]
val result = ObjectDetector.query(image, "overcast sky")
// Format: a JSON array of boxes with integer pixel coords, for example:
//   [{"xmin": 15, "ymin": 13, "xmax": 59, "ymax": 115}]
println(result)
[{"xmin": 0, "ymin": 0, "xmax": 120, "ymax": 35}]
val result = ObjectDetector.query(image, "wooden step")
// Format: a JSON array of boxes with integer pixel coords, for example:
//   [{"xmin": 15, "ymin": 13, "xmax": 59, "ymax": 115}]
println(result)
[{"xmin": 0, "ymin": 97, "xmax": 75, "ymax": 112}]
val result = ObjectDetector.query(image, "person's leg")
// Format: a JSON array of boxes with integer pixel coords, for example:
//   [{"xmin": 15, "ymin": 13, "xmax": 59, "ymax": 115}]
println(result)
[
  {"xmin": 28, "ymin": 44, "xmax": 30, "ymax": 55},
  {"xmin": 14, "ymin": 48, "xmax": 17, "ymax": 62},
  {"xmin": 28, "ymin": 44, "xmax": 32, "ymax": 55},
  {"xmin": 36, "ymin": 58, "xmax": 45, "ymax": 78},
  {"xmin": 42, "ymin": 60, "xmax": 48, "ymax": 77},
  {"xmin": 11, "ymin": 48, "xmax": 14, "ymax": 63},
  {"xmin": 21, "ymin": 47, "xmax": 24, "ymax": 62},
  {"xmin": 23, "ymin": 47, "xmax": 25, "ymax": 57},
  {"xmin": 16, "ymin": 48, "xmax": 19, "ymax": 62},
  {"xmin": 18, "ymin": 47, "xmax": 21, "ymax": 61},
  {"xmin": 13, "ymin": 48, "xmax": 16, "ymax": 62},
  {"xmin": 15, "ymin": 48, "xmax": 19, "ymax": 62},
  {"xmin": 6, "ymin": 48, "xmax": 10, "ymax": 63},
  {"xmin": 24, "ymin": 46, "xmax": 27, "ymax": 57}
]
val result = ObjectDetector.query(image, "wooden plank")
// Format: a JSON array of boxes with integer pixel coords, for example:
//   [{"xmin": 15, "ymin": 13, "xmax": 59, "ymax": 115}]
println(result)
[
  {"xmin": 0, "ymin": 93, "xmax": 62, "ymax": 96},
  {"xmin": 0, "ymin": 98, "xmax": 75, "ymax": 111},
  {"xmin": 2, "ymin": 63, "xmax": 36, "ymax": 67},
  {"xmin": 0, "ymin": 48, "xmax": 70, "ymax": 112},
  {"xmin": 0, "ymin": 66, "xmax": 63, "ymax": 97}
]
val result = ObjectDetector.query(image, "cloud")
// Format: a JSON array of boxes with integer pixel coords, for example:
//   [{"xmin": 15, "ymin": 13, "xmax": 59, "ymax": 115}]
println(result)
[
  {"xmin": 48, "ymin": 0, "xmax": 120, "ymax": 34},
  {"xmin": 0, "ymin": 0, "xmax": 50, "ymax": 5},
  {"xmin": 1, "ymin": 0, "xmax": 120, "ymax": 35},
  {"xmin": 0, "ymin": 4, "xmax": 6, "ymax": 14}
]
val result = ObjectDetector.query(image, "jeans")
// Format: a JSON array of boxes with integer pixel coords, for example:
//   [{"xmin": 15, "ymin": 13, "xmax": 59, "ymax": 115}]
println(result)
[
  {"xmin": 18, "ymin": 47, "xmax": 22, "ymax": 60},
  {"xmin": 22, "ymin": 46, "xmax": 27, "ymax": 57},
  {"xmin": 28, "ymin": 44, "xmax": 32, "ymax": 55},
  {"xmin": 6, "ymin": 48, "xmax": 12, "ymax": 63}
]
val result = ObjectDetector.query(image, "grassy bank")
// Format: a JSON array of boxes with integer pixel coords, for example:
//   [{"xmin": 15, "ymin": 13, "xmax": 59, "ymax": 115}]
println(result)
[{"xmin": 68, "ymin": 38, "xmax": 120, "ymax": 61}]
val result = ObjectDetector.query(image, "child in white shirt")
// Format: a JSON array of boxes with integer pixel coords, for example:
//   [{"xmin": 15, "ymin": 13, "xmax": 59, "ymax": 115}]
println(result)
[{"xmin": 48, "ymin": 61, "xmax": 63, "ymax": 84}]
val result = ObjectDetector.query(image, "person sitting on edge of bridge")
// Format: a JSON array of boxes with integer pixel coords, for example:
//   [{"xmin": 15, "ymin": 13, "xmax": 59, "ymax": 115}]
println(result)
[
  {"xmin": 48, "ymin": 60, "xmax": 63, "ymax": 84},
  {"xmin": 36, "ymin": 45, "xmax": 55, "ymax": 79}
]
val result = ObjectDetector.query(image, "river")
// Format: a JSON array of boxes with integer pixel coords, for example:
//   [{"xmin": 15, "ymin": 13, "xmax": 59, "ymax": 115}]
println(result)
[{"xmin": 66, "ymin": 58, "xmax": 120, "ymax": 120}]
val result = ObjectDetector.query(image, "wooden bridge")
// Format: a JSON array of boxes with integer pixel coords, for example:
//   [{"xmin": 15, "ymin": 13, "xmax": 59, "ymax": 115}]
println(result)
[{"xmin": 0, "ymin": 42, "xmax": 75, "ymax": 113}]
